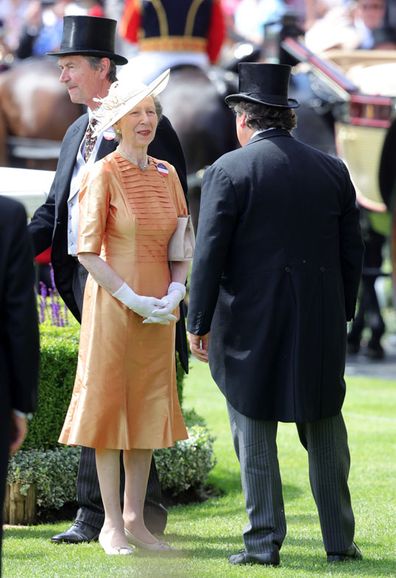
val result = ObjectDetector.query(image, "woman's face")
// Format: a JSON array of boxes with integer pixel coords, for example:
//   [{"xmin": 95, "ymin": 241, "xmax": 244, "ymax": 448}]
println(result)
[{"xmin": 117, "ymin": 96, "xmax": 158, "ymax": 148}]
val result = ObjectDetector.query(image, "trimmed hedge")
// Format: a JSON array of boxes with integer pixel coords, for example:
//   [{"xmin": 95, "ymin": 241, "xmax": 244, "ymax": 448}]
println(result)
[
  {"xmin": 7, "ymin": 447, "xmax": 81, "ymax": 510},
  {"xmin": 155, "ymin": 425, "xmax": 216, "ymax": 495},
  {"xmin": 23, "ymin": 323, "xmax": 79, "ymax": 450},
  {"xmin": 7, "ymin": 421, "xmax": 215, "ymax": 511}
]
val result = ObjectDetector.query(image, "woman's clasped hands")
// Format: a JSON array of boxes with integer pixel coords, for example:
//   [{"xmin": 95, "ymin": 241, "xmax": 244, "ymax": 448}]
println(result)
[
  {"xmin": 143, "ymin": 281, "xmax": 186, "ymax": 325},
  {"xmin": 112, "ymin": 281, "xmax": 181, "ymax": 325}
]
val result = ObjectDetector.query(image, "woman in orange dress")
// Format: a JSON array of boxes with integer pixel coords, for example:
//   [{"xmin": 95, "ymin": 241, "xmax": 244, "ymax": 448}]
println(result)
[{"xmin": 59, "ymin": 70, "xmax": 190, "ymax": 555}]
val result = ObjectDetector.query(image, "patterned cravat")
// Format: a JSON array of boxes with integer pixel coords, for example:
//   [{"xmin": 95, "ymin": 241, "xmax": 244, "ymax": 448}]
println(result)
[{"xmin": 83, "ymin": 118, "xmax": 98, "ymax": 162}]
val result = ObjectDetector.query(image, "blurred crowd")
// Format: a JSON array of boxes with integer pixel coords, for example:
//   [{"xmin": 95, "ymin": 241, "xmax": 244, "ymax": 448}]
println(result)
[
  {"xmin": 1, "ymin": 0, "xmax": 396, "ymax": 68},
  {"xmin": 0, "ymin": 1, "xmax": 105, "ymax": 61}
]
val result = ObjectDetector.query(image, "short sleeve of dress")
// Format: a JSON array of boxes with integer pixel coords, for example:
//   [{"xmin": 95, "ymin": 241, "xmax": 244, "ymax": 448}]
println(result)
[{"xmin": 77, "ymin": 161, "xmax": 110, "ymax": 255}]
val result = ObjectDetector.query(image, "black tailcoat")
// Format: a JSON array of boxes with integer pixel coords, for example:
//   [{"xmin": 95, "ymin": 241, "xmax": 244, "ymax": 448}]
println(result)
[
  {"xmin": 187, "ymin": 129, "xmax": 364, "ymax": 422},
  {"xmin": 28, "ymin": 113, "xmax": 189, "ymax": 370},
  {"xmin": 0, "ymin": 197, "xmax": 39, "ymax": 544}
]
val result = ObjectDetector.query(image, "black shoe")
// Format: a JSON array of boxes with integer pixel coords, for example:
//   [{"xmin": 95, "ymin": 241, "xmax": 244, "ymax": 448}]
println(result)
[
  {"xmin": 51, "ymin": 521, "xmax": 100, "ymax": 544},
  {"xmin": 229, "ymin": 549, "xmax": 280, "ymax": 566},
  {"xmin": 327, "ymin": 542, "xmax": 363, "ymax": 563}
]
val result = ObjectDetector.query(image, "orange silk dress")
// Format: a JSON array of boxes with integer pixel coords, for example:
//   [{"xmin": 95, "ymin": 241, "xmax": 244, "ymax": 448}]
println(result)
[{"xmin": 59, "ymin": 151, "xmax": 188, "ymax": 450}]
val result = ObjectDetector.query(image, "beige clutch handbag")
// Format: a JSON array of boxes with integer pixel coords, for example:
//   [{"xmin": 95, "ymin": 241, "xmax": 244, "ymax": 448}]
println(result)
[{"xmin": 168, "ymin": 215, "xmax": 195, "ymax": 261}]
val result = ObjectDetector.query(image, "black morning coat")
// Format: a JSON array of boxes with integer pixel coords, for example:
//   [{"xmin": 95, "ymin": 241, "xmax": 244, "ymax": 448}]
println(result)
[
  {"xmin": 187, "ymin": 129, "xmax": 364, "ymax": 422},
  {"xmin": 28, "ymin": 113, "xmax": 190, "ymax": 372},
  {"xmin": 0, "ymin": 197, "xmax": 39, "ymax": 441}
]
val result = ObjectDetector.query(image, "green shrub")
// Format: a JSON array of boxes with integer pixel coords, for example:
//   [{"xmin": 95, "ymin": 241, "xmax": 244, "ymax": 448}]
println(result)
[
  {"xmin": 176, "ymin": 351, "xmax": 185, "ymax": 406},
  {"xmin": 8, "ymin": 423, "xmax": 215, "ymax": 511},
  {"xmin": 155, "ymin": 425, "xmax": 216, "ymax": 496},
  {"xmin": 23, "ymin": 321, "xmax": 79, "ymax": 450},
  {"xmin": 7, "ymin": 447, "xmax": 81, "ymax": 510},
  {"xmin": 182, "ymin": 407, "xmax": 207, "ymax": 428}
]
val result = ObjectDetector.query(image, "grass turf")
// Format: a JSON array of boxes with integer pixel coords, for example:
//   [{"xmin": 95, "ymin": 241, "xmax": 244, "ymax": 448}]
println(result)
[{"xmin": 3, "ymin": 359, "xmax": 395, "ymax": 577}]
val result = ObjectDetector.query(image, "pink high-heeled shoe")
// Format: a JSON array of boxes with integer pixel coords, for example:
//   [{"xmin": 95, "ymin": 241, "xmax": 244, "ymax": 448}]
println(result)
[{"xmin": 124, "ymin": 528, "xmax": 173, "ymax": 551}]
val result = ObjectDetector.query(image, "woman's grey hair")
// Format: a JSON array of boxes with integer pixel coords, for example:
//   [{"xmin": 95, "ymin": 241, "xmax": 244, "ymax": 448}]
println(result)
[
  {"xmin": 230, "ymin": 100, "xmax": 297, "ymax": 131},
  {"xmin": 153, "ymin": 96, "xmax": 163, "ymax": 120},
  {"xmin": 86, "ymin": 56, "xmax": 118, "ymax": 83}
]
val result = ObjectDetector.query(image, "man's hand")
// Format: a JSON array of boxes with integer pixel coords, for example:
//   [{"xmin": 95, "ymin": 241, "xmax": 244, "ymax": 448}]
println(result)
[
  {"xmin": 188, "ymin": 332, "xmax": 210, "ymax": 363},
  {"xmin": 10, "ymin": 412, "xmax": 28, "ymax": 455}
]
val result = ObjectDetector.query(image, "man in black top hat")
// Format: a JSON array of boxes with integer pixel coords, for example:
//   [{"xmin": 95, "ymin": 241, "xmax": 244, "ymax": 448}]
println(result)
[
  {"xmin": 187, "ymin": 62, "xmax": 364, "ymax": 566},
  {"xmin": 29, "ymin": 15, "xmax": 188, "ymax": 545}
]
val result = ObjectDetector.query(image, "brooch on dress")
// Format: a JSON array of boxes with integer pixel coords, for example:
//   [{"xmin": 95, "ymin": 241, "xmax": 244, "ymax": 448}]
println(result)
[{"xmin": 156, "ymin": 163, "xmax": 169, "ymax": 175}]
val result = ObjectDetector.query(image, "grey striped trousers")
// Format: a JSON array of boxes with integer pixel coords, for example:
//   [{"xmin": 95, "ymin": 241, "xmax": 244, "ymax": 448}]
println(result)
[{"xmin": 227, "ymin": 403, "xmax": 355, "ymax": 555}]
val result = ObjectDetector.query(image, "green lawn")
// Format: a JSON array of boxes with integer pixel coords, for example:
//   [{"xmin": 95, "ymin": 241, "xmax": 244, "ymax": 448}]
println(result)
[{"xmin": 3, "ymin": 360, "xmax": 396, "ymax": 577}]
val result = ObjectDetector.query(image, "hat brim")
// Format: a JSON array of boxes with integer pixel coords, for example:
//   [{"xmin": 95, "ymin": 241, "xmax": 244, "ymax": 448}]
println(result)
[
  {"xmin": 93, "ymin": 69, "xmax": 170, "ymax": 137},
  {"xmin": 225, "ymin": 93, "xmax": 299, "ymax": 109},
  {"xmin": 46, "ymin": 48, "xmax": 128, "ymax": 66}
]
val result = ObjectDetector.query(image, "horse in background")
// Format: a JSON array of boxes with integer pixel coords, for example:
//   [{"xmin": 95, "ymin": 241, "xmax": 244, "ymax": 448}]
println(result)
[
  {"xmin": 0, "ymin": 57, "xmax": 83, "ymax": 170},
  {"xmin": 159, "ymin": 65, "xmax": 239, "ymax": 232}
]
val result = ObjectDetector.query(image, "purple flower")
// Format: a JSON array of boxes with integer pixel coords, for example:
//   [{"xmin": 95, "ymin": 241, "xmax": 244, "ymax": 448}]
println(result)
[{"xmin": 37, "ymin": 264, "xmax": 69, "ymax": 327}]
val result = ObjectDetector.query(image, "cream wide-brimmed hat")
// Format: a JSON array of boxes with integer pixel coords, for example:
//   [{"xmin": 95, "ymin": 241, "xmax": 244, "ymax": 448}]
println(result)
[{"xmin": 92, "ymin": 69, "xmax": 170, "ymax": 138}]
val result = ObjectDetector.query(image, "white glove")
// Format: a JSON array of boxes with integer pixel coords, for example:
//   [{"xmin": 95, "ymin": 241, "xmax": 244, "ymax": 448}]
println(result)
[
  {"xmin": 143, "ymin": 313, "xmax": 177, "ymax": 325},
  {"xmin": 150, "ymin": 282, "xmax": 186, "ymax": 320},
  {"xmin": 112, "ymin": 282, "xmax": 163, "ymax": 318},
  {"xmin": 142, "ymin": 282, "xmax": 182, "ymax": 324}
]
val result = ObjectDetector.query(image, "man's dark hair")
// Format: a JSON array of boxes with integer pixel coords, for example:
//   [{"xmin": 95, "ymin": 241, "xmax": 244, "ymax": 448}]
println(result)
[
  {"xmin": 86, "ymin": 56, "xmax": 117, "ymax": 83},
  {"xmin": 230, "ymin": 100, "xmax": 297, "ymax": 131}
]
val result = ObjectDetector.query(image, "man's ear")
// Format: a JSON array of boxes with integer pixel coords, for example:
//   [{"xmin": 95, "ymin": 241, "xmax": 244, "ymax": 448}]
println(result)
[
  {"xmin": 100, "ymin": 57, "xmax": 111, "ymax": 78},
  {"xmin": 239, "ymin": 112, "xmax": 247, "ymax": 129}
]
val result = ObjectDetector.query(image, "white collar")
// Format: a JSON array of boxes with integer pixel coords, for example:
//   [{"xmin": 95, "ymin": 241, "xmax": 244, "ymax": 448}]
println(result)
[{"xmin": 251, "ymin": 127, "xmax": 277, "ymax": 139}]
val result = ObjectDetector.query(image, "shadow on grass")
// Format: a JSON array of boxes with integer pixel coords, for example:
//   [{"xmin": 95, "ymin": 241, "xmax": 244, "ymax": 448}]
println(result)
[
  {"xmin": 283, "ymin": 483, "xmax": 304, "ymax": 502},
  {"xmin": 116, "ymin": 533, "xmax": 395, "ymax": 576},
  {"xmin": 284, "ymin": 548, "xmax": 395, "ymax": 576},
  {"xmin": 284, "ymin": 535, "xmax": 394, "ymax": 575},
  {"xmin": 209, "ymin": 463, "xmax": 304, "ymax": 503},
  {"xmin": 6, "ymin": 527, "xmax": 393, "ymax": 575},
  {"xmin": 207, "ymin": 468, "xmax": 241, "ymax": 494},
  {"xmin": 155, "ymin": 533, "xmax": 395, "ymax": 576}
]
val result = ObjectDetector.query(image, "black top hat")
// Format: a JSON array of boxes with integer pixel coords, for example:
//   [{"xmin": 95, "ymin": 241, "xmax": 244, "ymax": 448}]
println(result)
[
  {"xmin": 225, "ymin": 63, "xmax": 299, "ymax": 109},
  {"xmin": 47, "ymin": 15, "xmax": 128, "ymax": 65}
]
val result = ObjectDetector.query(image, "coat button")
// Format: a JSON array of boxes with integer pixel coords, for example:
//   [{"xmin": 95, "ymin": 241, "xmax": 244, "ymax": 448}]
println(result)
[{"xmin": 285, "ymin": 266, "xmax": 291, "ymax": 272}]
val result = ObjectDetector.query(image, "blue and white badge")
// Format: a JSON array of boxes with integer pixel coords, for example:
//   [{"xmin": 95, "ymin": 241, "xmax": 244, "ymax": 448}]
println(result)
[{"xmin": 156, "ymin": 162, "xmax": 169, "ymax": 175}]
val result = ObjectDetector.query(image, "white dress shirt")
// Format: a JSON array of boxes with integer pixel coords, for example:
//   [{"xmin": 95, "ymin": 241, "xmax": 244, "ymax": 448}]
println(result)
[{"xmin": 67, "ymin": 112, "xmax": 106, "ymax": 256}]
